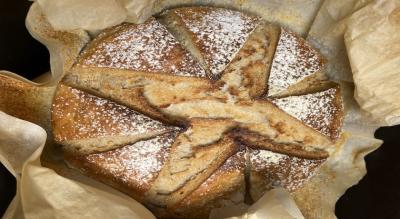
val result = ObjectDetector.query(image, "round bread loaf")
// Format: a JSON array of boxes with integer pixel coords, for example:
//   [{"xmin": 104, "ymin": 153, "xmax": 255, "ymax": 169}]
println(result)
[{"xmin": 51, "ymin": 6, "xmax": 344, "ymax": 219}]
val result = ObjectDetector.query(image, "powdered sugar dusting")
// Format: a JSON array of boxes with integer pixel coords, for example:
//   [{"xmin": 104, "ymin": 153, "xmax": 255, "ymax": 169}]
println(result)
[
  {"xmin": 174, "ymin": 7, "xmax": 259, "ymax": 78},
  {"xmin": 268, "ymin": 28, "xmax": 324, "ymax": 95},
  {"xmin": 78, "ymin": 18, "xmax": 206, "ymax": 78},
  {"xmin": 272, "ymin": 87, "xmax": 339, "ymax": 139},
  {"xmin": 250, "ymin": 149, "xmax": 287, "ymax": 168},
  {"xmin": 250, "ymin": 149, "xmax": 324, "ymax": 192},
  {"xmin": 52, "ymin": 85, "xmax": 172, "ymax": 141},
  {"xmin": 83, "ymin": 131, "xmax": 179, "ymax": 190},
  {"xmin": 285, "ymin": 156, "xmax": 324, "ymax": 192}
]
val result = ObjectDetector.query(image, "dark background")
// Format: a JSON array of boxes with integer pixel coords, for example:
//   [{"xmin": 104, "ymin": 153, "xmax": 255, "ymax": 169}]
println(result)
[{"xmin": 1, "ymin": 1, "xmax": 400, "ymax": 218}]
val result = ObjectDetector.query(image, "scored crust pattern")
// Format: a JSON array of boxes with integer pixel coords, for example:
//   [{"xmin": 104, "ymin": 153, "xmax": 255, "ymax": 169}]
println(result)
[{"xmin": 51, "ymin": 6, "xmax": 344, "ymax": 219}]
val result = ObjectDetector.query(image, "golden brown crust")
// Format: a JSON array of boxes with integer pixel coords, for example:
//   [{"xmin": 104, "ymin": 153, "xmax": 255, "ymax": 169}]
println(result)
[
  {"xmin": 63, "ymin": 66, "xmax": 214, "ymax": 124},
  {"xmin": 170, "ymin": 150, "xmax": 246, "ymax": 219},
  {"xmin": 248, "ymin": 147, "xmax": 326, "ymax": 202},
  {"xmin": 237, "ymin": 99, "xmax": 334, "ymax": 151},
  {"xmin": 63, "ymin": 131, "xmax": 180, "ymax": 202},
  {"xmin": 271, "ymin": 83, "xmax": 344, "ymax": 141},
  {"xmin": 76, "ymin": 18, "xmax": 206, "ymax": 78},
  {"xmin": 163, "ymin": 7, "xmax": 260, "ymax": 79},
  {"xmin": 145, "ymin": 129, "xmax": 238, "ymax": 208},
  {"xmin": 233, "ymin": 129, "xmax": 329, "ymax": 160},
  {"xmin": 52, "ymin": 84, "xmax": 176, "ymax": 154},
  {"xmin": 219, "ymin": 22, "xmax": 280, "ymax": 98},
  {"xmin": 266, "ymin": 28, "xmax": 326, "ymax": 96}
]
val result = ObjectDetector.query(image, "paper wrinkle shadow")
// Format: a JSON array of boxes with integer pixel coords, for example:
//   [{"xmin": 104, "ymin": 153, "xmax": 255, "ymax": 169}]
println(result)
[{"xmin": 2, "ymin": 0, "xmax": 399, "ymax": 218}]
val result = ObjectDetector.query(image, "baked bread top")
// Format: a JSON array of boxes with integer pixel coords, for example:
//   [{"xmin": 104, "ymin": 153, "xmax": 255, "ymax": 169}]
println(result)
[
  {"xmin": 266, "ymin": 28, "xmax": 326, "ymax": 96},
  {"xmin": 271, "ymin": 83, "xmax": 343, "ymax": 140},
  {"xmin": 52, "ymin": 84, "xmax": 177, "ymax": 154},
  {"xmin": 50, "ymin": 6, "xmax": 344, "ymax": 219},
  {"xmin": 160, "ymin": 7, "xmax": 260, "ymax": 79},
  {"xmin": 77, "ymin": 18, "xmax": 206, "ymax": 78}
]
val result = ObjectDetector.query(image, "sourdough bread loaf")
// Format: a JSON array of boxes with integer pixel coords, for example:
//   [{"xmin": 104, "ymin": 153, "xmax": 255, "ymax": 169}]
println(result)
[{"xmin": 50, "ymin": 6, "xmax": 344, "ymax": 219}]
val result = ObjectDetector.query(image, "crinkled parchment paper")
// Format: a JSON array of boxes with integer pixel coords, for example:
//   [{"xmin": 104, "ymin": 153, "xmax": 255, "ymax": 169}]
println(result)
[
  {"xmin": 2, "ymin": 0, "xmax": 400, "ymax": 218},
  {"xmin": 308, "ymin": 0, "xmax": 400, "ymax": 126},
  {"xmin": 345, "ymin": 0, "xmax": 400, "ymax": 126}
]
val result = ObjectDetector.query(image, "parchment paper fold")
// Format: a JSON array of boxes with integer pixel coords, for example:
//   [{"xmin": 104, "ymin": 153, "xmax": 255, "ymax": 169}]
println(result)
[{"xmin": 345, "ymin": 0, "xmax": 400, "ymax": 126}]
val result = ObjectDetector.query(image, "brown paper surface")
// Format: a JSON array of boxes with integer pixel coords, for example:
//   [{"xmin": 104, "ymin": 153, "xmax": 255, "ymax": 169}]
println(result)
[{"xmin": 1, "ymin": 0, "xmax": 397, "ymax": 218}]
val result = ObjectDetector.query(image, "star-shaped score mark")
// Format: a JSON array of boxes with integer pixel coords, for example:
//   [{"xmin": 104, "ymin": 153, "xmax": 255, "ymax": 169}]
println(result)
[{"xmin": 56, "ymin": 62, "xmax": 341, "ymax": 209}]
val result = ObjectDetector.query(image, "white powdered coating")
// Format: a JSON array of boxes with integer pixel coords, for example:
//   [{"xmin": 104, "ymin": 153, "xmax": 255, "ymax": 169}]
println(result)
[
  {"xmin": 85, "ymin": 131, "xmax": 179, "ymax": 187},
  {"xmin": 272, "ymin": 88, "xmax": 338, "ymax": 138},
  {"xmin": 79, "ymin": 18, "xmax": 206, "ymax": 78},
  {"xmin": 268, "ymin": 28, "xmax": 323, "ymax": 95},
  {"xmin": 250, "ymin": 149, "xmax": 287, "ymax": 169},
  {"xmin": 284, "ymin": 156, "xmax": 323, "ymax": 192},
  {"xmin": 250, "ymin": 149, "xmax": 324, "ymax": 191},
  {"xmin": 53, "ymin": 85, "xmax": 171, "ymax": 141},
  {"xmin": 174, "ymin": 7, "xmax": 259, "ymax": 78}
]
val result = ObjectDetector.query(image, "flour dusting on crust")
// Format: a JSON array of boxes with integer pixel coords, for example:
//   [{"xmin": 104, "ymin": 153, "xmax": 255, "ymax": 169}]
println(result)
[
  {"xmin": 82, "ymin": 131, "xmax": 180, "ymax": 190},
  {"xmin": 268, "ymin": 28, "xmax": 324, "ymax": 95},
  {"xmin": 78, "ymin": 18, "xmax": 206, "ymax": 78},
  {"xmin": 52, "ymin": 85, "xmax": 173, "ymax": 142},
  {"xmin": 250, "ymin": 149, "xmax": 325, "ymax": 192},
  {"xmin": 173, "ymin": 7, "xmax": 260, "ymax": 78},
  {"xmin": 272, "ymin": 87, "xmax": 340, "ymax": 139}
]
